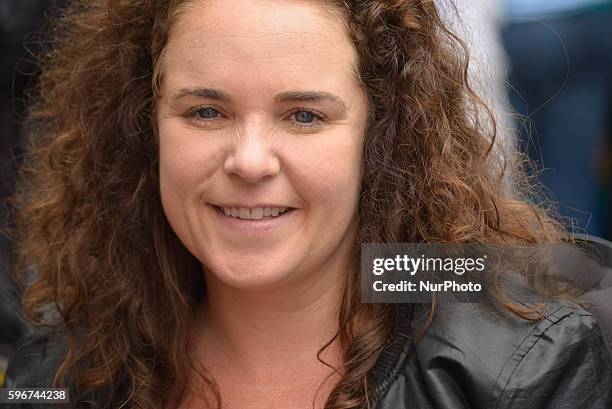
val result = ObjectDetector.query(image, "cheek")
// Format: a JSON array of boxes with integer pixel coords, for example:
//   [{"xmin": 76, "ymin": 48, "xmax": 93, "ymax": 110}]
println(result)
[
  {"xmin": 159, "ymin": 150, "xmax": 199, "ymax": 198},
  {"xmin": 158, "ymin": 124, "xmax": 227, "ymax": 254},
  {"xmin": 158, "ymin": 122, "xmax": 222, "ymax": 198},
  {"xmin": 292, "ymin": 131, "xmax": 363, "ymax": 210},
  {"xmin": 158, "ymin": 121, "xmax": 227, "ymax": 257}
]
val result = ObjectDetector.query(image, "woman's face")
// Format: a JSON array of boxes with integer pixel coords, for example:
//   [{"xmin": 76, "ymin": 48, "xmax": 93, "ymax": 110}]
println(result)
[{"xmin": 157, "ymin": 0, "xmax": 368, "ymax": 290}]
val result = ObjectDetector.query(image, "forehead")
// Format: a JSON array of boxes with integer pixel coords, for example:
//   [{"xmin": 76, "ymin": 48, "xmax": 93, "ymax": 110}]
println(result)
[{"xmin": 160, "ymin": 0, "xmax": 360, "ymax": 93}]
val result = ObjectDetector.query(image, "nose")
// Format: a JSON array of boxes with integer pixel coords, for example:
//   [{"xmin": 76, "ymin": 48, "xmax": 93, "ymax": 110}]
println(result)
[{"xmin": 223, "ymin": 125, "xmax": 280, "ymax": 184}]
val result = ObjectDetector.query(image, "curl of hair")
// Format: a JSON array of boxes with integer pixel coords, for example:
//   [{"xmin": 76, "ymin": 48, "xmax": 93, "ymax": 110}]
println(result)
[{"xmin": 8, "ymin": 1, "xmax": 568, "ymax": 408}]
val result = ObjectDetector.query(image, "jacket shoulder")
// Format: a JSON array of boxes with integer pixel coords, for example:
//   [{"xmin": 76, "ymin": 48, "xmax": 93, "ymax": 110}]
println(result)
[
  {"xmin": 383, "ymin": 299, "xmax": 612, "ymax": 409},
  {"xmin": 487, "ymin": 301, "xmax": 612, "ymax": 408}
]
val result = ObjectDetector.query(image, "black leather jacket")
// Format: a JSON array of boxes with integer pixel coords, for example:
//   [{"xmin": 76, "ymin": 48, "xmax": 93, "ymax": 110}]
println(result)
[
  {"xmin": 369, "ymin": 299, "xmax": 612, "ymax": 409},
  {"xmin": 5, "ymin": 297, "xmax": 612, "ymax": 408}
]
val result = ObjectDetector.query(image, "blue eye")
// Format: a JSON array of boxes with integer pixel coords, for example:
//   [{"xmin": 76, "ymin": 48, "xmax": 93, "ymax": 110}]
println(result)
[
  {"xmin": 288, "ymin": 109, "xmax": 326, "ymax": 132},
  {"xmin": 196, "ymin": 107, "xmax": 219, "ymax": 119},
  {"xmin": 185, "ymin": 106, "xmax": 223, "ymax": 127},
  {"xmin": 294, "ymin": 110, "xmax": 316, "ymax": 124}
]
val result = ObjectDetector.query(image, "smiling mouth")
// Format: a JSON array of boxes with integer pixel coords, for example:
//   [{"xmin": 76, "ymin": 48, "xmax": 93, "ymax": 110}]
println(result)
[{"xmin": 213, "ymin": 205, "xmax": 295, "ymax": 220}]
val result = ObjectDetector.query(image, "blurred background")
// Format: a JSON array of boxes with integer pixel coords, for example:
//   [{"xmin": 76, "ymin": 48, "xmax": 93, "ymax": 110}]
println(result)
[
  {"xmin": 0, "ymin": 0, "xmax": 611, "ymax": 384},
  {"xmin": 502, "ymin": 0, "xmax": 612, "ymax": 238},
  {"xmin": 0, "ymin": 0, "xmax": 53, "ymax": 386}
]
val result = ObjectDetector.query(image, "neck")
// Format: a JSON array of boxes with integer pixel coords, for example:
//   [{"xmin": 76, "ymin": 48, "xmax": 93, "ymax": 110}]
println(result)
[{"xmin": 199, "ymin": 273, "xmax": 348, "ymax": 373}]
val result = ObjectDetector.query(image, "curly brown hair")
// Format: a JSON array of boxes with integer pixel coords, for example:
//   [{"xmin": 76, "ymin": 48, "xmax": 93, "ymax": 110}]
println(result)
[{"xmin": 8, "ymin": 0, "xmax": 567, "ymax": 408}]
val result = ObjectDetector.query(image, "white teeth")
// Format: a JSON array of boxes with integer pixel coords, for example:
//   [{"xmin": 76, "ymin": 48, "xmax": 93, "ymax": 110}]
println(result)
[
  {"xmin": 250, "ymin": 208, "xmax": 264, "ymax": 219},
  {"xmin": 221, "ymin": 206, "xmax": 290, "ymax": 220}
]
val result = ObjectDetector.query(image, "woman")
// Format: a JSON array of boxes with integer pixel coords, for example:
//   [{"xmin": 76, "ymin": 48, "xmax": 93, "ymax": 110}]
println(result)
[{"xmin": 5, "ymin": 0, "xmax": 612, "ymax": 408}]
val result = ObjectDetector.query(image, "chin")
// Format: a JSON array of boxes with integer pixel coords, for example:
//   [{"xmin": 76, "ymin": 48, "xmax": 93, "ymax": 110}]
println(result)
[{"xmin": 204, "ymin": 254, "xmax": 302, "ymax": 291}]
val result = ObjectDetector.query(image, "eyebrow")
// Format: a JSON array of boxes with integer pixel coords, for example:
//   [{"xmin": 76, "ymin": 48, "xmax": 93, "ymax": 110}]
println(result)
[{"xmin": 173, "ymin": 87, "xmax": 349, "ymax": 112}]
